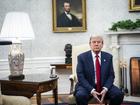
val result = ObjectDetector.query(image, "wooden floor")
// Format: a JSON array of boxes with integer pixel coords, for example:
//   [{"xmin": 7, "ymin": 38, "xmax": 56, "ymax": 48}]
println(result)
[
  {"xmin": 31, "ymin": 95, "xmax": 51, "ymax": 105},
  {"xmin": 31, "ymin": 95, "xmax": 48, "ymax": 105},
  {"xmin": 30, "ymin": 94, "xmax": 69, "ymax": 105},
  {"xmin": 30, "ymin": 95, "xmax": 106, "ymax": 105}
]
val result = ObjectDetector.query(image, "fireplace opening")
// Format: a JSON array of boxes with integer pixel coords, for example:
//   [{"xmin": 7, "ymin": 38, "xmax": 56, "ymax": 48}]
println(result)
[{"xmin": 130, "ymin": 57, "xmax": 140, "ymax": 96}]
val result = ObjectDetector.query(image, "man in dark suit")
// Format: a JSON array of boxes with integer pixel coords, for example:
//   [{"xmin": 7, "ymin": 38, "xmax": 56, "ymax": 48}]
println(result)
[
  {"xmin": 75, "ymin": 36, "xmax": 124, "ymax": 105},
  {"xmin": 57, "ymin": 1, "xmax": 82, "ymax": 27}
]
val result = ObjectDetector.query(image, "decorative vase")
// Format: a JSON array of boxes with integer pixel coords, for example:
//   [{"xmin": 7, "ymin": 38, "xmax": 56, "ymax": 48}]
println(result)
[{"xmin": 8, "ymin": 43, "xmax": 25, "ymax": 79}]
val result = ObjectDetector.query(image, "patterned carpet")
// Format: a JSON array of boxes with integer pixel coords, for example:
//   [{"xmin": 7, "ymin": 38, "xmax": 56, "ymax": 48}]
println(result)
[
  {"xmin": 122, "ymin": 102, "xmax": 140, "ymax": 105},
  {"xmin": 43, "ymin": 104, "xmax": 67, "ymax": 105},
  {"xmin": 31, "ymin": 95, "xmax": 140, "ymax": 105},
  {"xmin": 42, "ymin": 102, "xmax": 140, "ymax": 105}
]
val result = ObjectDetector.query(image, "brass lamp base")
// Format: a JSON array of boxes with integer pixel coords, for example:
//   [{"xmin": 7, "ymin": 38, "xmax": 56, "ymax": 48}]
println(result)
[{"xmin": 9, "ymin": 74, "xmax": 25, "ymax": 80}]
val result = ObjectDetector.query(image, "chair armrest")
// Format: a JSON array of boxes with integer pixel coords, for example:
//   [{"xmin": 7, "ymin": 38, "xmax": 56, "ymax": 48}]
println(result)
[
  {"xmin": 69, "ymin": 74, "xmax": 75, "ymax": 80},
  {"xmin": 69, "ymin": 74, "xmax": 75, "ymax": 94}
]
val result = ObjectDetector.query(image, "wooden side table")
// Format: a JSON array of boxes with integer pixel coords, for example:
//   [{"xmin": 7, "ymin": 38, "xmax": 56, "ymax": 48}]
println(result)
[
  {"xmin": 0, "ymin": 74, "xmax": 58, "ymax": 105},
  {"xmin": 50, "ymin": 64, "xmax": 72, "ymax": 70}
]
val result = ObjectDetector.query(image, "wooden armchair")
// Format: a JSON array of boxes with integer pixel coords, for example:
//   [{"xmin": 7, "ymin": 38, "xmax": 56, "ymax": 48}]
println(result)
[{"xmin": 68, "ymin": 44, "xmax": 108, "ymax": 105}]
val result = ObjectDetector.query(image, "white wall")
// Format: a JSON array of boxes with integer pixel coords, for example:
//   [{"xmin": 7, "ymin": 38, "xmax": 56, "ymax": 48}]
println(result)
[
  {"xmin": 0, "ymin": 0, "xmax": 140, "ymax": 94},
  {"xmin": 0, "ymin": 0, "xmax": 140, "ymax": 59}
]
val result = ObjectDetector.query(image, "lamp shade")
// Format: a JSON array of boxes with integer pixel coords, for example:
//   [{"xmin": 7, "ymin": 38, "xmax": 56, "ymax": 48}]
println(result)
[{"xmin": 0, "ymin": 12, "xmax": 35, "ymax": 41}]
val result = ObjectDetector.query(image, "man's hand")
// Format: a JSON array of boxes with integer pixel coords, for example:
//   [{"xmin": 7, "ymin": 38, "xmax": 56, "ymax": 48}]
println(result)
[
  {"xmin": 91, "ymin": 90, "xmax": 101, "ymax": 103},
  {"xmin": 100, "ymin": 88, "xmax": 107, "ymax": 103}
]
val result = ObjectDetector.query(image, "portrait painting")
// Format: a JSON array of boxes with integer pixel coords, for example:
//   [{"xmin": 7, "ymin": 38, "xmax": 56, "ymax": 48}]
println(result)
[
  {"xmin": 129, "ymin": 0, "xmax": 140, "ymax": 11},
  {"xmin": 52, "ymin": 0, "xmax": 87, "ymax": 32}
]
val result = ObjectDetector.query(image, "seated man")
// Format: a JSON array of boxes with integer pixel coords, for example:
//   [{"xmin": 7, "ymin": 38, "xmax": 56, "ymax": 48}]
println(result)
[{"xmin": 75, "ymin": 36, "xmax": 124, "ymax": 105}]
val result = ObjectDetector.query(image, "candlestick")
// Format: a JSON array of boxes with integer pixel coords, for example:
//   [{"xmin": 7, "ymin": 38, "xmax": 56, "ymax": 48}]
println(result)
[
  {"xmin": 120, "ymin": 61, "xmax": 124, "ymax": 89},
  {"xmin": 124, "ymin": 61, "xmax": 128, "ymax": 95}
]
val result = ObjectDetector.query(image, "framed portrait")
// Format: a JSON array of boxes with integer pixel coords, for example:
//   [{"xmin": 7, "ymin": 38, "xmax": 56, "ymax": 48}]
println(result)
[
  {"xmin": 52, "ymin": 0, "xmax": 87, "ymax": 32},
  {"xmin": 129, "ymin": 0, "xmax": 140, "ymax": 11}
]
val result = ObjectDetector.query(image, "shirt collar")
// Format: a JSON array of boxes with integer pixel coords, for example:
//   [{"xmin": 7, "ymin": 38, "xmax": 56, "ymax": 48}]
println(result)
[
  {"xmin": 65, "ymin": 11, "xmax": 70, "ymax": 15},
  {"xmin": 91, "ymin": 50, "xmax": 101, "ymax": 59}
]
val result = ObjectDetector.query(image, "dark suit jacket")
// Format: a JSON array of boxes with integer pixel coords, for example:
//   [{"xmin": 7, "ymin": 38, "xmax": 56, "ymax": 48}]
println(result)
[
  {"xmin": 75, "ymin": 50, "xmax": 115, "ymax": 94},
  {"xmin": 57, "ymin": 12, "xmax": 82, "ymax": 27}
]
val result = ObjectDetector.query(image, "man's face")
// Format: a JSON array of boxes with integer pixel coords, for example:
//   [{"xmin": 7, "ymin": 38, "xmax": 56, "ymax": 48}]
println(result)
[
  {"xmin": 89, "ymin": 37, "xmax": 103, "ymax": 53},
  {"xmin": 64, "ymin": 2, "xmax": 71, "ymax": 12}
]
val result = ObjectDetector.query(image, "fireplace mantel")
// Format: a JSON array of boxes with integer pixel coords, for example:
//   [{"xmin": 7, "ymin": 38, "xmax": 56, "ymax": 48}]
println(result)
[
  {"xmin": 106, "ymin": 30, "xmax": 140, "ymax": 100},
  {"xmin": 105, "ymin": 30, "xmax": 140, "ymax": 49},
  {"xmin": 105, "ymin": 30, "xmax": 140, "ymax": 87},
  {"xmin": 105, "ymin": 30, "xmax": 140, "ymax": 35}
]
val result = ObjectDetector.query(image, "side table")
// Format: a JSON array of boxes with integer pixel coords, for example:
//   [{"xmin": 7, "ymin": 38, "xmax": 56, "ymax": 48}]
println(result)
[
  {"xmin": 0, "ymin": 74, "xmax": 58, "ymax": 105},
  {"xmin": 50, "ymin": 64, "xmax": 72, "ymax": 70}
]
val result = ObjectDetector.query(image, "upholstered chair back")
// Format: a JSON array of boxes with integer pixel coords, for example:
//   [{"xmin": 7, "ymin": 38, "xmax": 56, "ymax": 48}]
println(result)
[{"xmin": 72, "ymin": 44, "xmax": 90, "ymax": 82}]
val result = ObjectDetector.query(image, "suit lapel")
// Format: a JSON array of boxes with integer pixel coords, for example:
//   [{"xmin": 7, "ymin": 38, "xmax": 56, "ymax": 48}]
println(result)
[
  {"xmin": 87, "ymin": 51, "xmax": 95, "ymax": 80},
  {"xmin": 101, "ymin": 51, "xmax": 107, "ymax": 84}
]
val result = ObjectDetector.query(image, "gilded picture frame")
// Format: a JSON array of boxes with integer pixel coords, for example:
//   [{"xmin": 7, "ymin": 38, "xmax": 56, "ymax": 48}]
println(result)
[
  {"xmin": 129, "ymin": 0, "xmax": 140, "ymax": 11},
  {"xmin": 52, "ymin": 0, "xmax": 87, "ymax": 32}
]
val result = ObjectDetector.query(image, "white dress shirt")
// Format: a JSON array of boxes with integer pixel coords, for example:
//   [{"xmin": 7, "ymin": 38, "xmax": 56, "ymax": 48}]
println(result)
[
  {"xmin": 90, "ymin": 51, "xmax": 108, "ymax": 94},
  {"xmin": 65, "ymin": 11, "xmax": 72, "ymax": 20}
]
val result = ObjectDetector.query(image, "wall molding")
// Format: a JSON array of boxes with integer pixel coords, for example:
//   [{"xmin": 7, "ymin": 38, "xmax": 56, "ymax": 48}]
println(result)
[
  {"xmin": 0, "ymin": 56, "xmax": 65, "ymax": 75},
  {"xmin": 0, "ymin": 56, "xmax": 71, "ymax": 94}
]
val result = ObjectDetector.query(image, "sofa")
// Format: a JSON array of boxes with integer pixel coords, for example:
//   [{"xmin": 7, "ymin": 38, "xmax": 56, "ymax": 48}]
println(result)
[{"xmin": 0, "ymin": 94, "xmax": 31, "ymax": 105}]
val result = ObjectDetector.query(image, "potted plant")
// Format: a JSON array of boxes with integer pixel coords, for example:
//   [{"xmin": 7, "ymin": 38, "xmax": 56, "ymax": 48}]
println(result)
[{"xmin": 109, "ymin": 19, "xmax": 140, "ymax": 31}]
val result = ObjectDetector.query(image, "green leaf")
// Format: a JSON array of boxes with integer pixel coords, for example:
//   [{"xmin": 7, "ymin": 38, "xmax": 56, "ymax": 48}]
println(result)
[{"xmin": 109, "ymin": 19, "xmax": 140, "ymax": 31}]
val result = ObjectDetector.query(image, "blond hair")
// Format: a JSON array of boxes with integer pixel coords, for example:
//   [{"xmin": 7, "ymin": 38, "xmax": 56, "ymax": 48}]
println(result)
[{"xmin": 89, "ymin": 35, "xmax": 104, "ymax": 44}]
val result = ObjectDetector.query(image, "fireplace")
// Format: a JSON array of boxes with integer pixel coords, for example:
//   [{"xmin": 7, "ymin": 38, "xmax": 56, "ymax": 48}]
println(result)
[
  {"xmin": 130, "ymin": 57, "xmax": 140, "ymax": 96},
  {"xmin": 106, "ymin": 30, "xmax": 140, "ymax": 96}
]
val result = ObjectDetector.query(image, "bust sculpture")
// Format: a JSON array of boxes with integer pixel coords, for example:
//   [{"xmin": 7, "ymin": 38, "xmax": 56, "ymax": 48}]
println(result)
[{"xmin": 64, "ymin": 44, "xmax": 72, "ymax": 64}]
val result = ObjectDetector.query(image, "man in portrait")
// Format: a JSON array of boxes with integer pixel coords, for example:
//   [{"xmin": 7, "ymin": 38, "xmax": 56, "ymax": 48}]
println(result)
[
  {"xmin": 135, "ymin": 0, "xmax": 140, "ymax": 5},
  {"xmin": 57, "ymin": 1, "xmax": 82, "ymax": 27}
]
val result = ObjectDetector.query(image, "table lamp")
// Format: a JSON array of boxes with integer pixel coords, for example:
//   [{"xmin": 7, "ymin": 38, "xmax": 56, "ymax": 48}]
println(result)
[{"xmin": 0, "ymin": 12, "xmax": 35, "ymax": 79}]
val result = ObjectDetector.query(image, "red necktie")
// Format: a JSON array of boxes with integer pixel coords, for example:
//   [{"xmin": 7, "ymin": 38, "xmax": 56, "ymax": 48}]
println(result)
[{"xmin": 95, "ymin": 54, "xmax": 101, "ymax": 92}]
